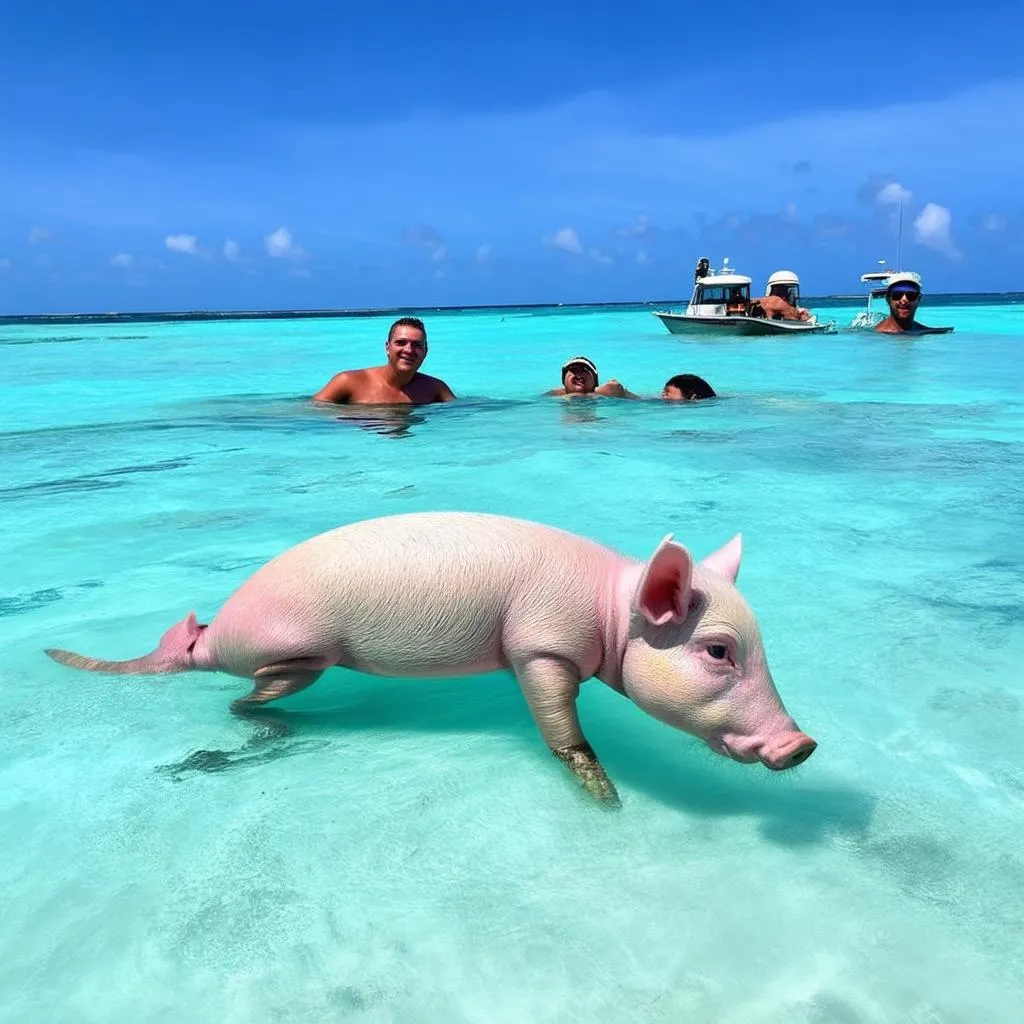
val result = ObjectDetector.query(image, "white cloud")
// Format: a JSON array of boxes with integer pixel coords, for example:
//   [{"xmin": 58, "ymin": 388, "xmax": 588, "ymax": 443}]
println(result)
[
  {"xmin": 265, "ymin": 226, "xmax": 305, "ymax": 259},
  {"xmin": 636, "ymin": 250, "xmax": 650, "ymax": 265},
  {"xmin": 914, "ymin": 203, "xmax": 961, "ymax": 260},
  {"xmin": 783, "ymin": 201, "xmax": 799, "ymax": 222},
  {"xmin": 223, "ymin": 239, "xmax": 241, "ymax": 261},
  {"xmin": 110, "ymin": 253, "xmax": 134, "ymax": 268},
  {"xmin": 548, "ymin": 226, "xmax": 583, "ymax": 255},
  {"xmin": 165, "ymin": 233, "xmax": 199, "ymax": 254},
  {"xmin": 476, "ymin": 243, "xmax": 492, "ymax": 263},
  {"xmin": 878, "ymin": 181, "xmax": 913, "ymax": 205},
  {"xmin": 401, "ymin": 224, "xmax": 446, "ymax": 262},
  {"xmin": 543, "ymin": 226, "xmax": 612, "ymax": 264},
  {"xmin": 0, "ymin": 258, "xmax": 12, "ymax": 272},
  {"xmin": 983, "ymin": 214, "xmax": 1007, "ymax": 232},
  {"xmin": 28, "ymin": 226, "xmax": 52, "ymax": 244},
  {"xmin": 616, "ymin": 214, "xmax": 653, "ymax": 237}
]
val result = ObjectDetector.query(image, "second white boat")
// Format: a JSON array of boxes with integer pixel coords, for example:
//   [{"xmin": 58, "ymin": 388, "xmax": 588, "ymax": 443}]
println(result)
[{"xmin": 653, "ymin": 257, "xmax": 833, "ymax": 336}]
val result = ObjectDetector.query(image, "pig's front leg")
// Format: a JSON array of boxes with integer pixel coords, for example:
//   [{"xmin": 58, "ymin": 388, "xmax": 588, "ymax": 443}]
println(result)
[{"xmin": 514, "ymin": 655, "xmax": 621, "ymax": 809}]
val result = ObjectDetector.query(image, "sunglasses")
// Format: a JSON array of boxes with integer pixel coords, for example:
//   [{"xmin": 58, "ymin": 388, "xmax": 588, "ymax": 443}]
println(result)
[{"xmin": 889, "ymin": 287, "xmax": 921, "ymax": 301}]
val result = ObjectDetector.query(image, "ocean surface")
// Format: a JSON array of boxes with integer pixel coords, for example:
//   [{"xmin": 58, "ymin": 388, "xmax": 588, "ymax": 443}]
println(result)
[{"xmin": 2, "ymin": 296, "xmax": 1023, "ymax": 1022}]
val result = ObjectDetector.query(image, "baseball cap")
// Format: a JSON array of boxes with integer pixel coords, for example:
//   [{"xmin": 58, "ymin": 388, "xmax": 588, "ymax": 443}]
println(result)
[
  {"xmin": 561, "ymin": 356, "xmax": 598, "ymax": 379},
  {"xmin": 886, "ymin": 272, "xmax": 922, "ymax": 293}
]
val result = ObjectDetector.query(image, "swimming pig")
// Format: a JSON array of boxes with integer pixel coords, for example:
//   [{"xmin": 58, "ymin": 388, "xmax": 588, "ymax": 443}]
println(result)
[{"xmin": 45, "ymin": 511, "xmax": 816, "ymax": 806}]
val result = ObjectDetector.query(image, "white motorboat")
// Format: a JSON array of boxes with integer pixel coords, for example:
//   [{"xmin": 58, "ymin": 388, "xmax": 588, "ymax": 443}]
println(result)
[{"xmin": 653, "ymin": 257, "xmax": 833, "ymax": 336}]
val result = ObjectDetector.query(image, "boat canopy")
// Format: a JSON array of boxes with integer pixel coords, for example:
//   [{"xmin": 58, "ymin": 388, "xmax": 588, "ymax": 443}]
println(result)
[
  {"xmin": 860, "ymin": 270, "xmax": 921, "ymax": 285},
  {"xmin": 765, "ymin": 269, "xmax": 801, "ymax": 299},
  {"xmin": 697, "ymin": 274, "xmax": 751, "ymax": 287},
  {"xmin": 690, "ymin": 257, "xmax": 751, "ymax": 308}
]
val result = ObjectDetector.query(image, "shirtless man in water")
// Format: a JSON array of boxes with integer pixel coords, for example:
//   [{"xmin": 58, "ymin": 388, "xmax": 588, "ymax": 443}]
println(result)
[
  {"xmin": 874, "ymin": 275, "xmax": 954, "ymax": 335},
  {"xmin": 312, "ymin": 316, "xmax": 457, "ymax": 405},
  {"xmin": 751, "ymin": 282, "xmax": 810, "ymax": 322}
]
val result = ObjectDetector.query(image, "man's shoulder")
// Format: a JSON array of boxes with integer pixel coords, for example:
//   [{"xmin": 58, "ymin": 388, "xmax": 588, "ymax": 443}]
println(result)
[
  {"xmin": 413, "ymin": 371, "xmax": 455, "ymax": 394},
  {"xmin": 312, "ymin": 365, "xmax": 379, "ymax": 403},
  {"xmin": 321, "ymin": 366, "xmax": 375, "ymax": 384}
]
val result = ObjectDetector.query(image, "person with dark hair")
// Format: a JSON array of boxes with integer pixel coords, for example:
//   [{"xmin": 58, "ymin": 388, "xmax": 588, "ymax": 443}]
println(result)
[
  {"xmin": 661, "ymin": 374, "xmax": 717, "ymax": 401},
  {"xmin": 545, "ymin": 356, "xmax": 638, "ymax": 398},
  {"xmin": 312, "ymin": 316, "xmax": 456, "ymax": 405}
]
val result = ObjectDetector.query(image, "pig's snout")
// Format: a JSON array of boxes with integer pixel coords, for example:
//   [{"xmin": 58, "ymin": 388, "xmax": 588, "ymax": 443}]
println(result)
[{"xmin": 758, "ymin": 732, "xmax": 817, "ymax": 771}]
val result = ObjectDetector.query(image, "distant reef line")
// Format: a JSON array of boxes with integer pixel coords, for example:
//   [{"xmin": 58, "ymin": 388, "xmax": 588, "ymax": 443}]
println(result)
[{"xmin": 1, "ymin": 293, "xmax": 1020, "ymax": 326}]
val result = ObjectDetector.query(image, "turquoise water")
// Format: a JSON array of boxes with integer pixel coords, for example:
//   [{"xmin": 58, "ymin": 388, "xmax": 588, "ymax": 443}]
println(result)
[{"xmin": 2, "ymin": 298, "xmax": 1023, "ymax": 1022}]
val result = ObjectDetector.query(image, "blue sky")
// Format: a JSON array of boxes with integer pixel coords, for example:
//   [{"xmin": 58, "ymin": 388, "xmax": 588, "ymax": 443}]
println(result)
[{"xmin": 2, "ymin": 0, "xmax": 1022, "ymax": 313}]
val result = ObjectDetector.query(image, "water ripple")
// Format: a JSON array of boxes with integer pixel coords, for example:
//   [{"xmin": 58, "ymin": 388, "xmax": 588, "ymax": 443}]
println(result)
[
  {"xmin": 0, "ymin": 579, "xmax": 103, "ymax": 617},
  {"xmin": 0, "ymin": 457, "xmax": 193, "ymax": 499}
]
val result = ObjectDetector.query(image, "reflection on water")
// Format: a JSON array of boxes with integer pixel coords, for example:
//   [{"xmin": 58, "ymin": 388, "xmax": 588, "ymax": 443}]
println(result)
[
  {"xmin": 322, "ymin": 396, "xmax": 545, "ymax": 438},
  {"xmin": 560, "ymin": 398, "xmax": 604, "ymax": 425},
  {"xmin": 331, "ymin": 404, "xmax": 424, "ymax": 439}
]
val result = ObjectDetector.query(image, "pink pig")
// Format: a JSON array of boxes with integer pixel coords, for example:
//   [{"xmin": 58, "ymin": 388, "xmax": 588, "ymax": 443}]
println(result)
[{"xmin": 45, "ymin": 511, "xmax": 816, "ymax": 806}]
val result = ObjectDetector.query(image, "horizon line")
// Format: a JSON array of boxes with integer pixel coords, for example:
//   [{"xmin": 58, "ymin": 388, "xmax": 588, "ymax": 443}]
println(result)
[{"xmin": 1, "ymin": 290, "xmax": 1020, "ymax": 326}]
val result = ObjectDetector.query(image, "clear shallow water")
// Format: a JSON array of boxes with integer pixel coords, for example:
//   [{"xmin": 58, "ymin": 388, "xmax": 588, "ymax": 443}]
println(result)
[{"xmin": 2, "ymin": 300, "xmax": 1023, "ymax": 1023}]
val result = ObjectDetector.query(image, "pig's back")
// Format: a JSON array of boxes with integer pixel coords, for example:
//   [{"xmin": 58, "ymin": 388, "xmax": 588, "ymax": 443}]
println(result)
[{"xmin": 205, "ymin": 512, "xmax": 623, "ymax": 677}]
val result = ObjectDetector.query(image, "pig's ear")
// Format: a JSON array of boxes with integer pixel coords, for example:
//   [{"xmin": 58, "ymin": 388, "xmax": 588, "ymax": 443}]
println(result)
[
  {"xmin": 634, "ymin": 534, "xmax": 693, "ymax": 626},
  {"xmin": 700, "ymin": 533, "xmax": 743, "ymax": 584}
]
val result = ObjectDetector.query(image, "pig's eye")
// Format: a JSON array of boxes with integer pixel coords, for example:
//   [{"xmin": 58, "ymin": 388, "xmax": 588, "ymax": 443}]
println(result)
[{"xmin": 706, "ymin": 644, "xmax": 729, "ymax": 660}]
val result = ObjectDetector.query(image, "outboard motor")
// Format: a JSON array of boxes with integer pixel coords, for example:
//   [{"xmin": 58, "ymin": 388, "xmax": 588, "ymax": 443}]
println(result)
[{"xmin": 694, "ymin": 257, "xmax": 711, "ymax": 284}]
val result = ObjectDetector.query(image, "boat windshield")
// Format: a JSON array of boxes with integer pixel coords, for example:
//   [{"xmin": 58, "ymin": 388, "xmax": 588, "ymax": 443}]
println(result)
[
  {"xmin": 696, "ymin": 284, "xmax": 749, "ymax": 304},
  {"xmin": 771, "ymin": 284, "xmax": 800, "ymax": 306}
]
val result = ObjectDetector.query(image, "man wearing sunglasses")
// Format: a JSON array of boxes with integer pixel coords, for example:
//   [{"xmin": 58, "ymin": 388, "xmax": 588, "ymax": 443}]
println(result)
[{"xmin": 875, "ymin": 274, "xmax": 954, "ymax": 335}]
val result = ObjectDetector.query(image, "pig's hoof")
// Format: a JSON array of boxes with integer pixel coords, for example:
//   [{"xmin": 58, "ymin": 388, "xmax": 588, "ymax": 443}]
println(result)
[
  {"xmin": 553, "ymin": 743, "xmax": 622, "ymax": 810},
  {"xmin": 587, "ymin": 778, "xmax": 622, "ymax": 809}
]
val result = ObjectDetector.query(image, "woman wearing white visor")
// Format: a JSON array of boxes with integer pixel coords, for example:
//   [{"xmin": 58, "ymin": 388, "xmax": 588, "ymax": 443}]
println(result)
[{"xmin": 546, "ymin": 356, "xmax": 638, "ymax": 398}]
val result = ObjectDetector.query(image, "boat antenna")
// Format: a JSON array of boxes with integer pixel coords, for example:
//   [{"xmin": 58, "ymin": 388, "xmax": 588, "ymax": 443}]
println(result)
[{"xmin": 896, "ymin": 201, "xmax": 904, "ymax": 272}]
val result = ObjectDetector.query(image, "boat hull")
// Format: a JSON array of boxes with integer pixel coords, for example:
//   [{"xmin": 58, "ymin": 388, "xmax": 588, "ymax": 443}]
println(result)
[{"xmin": 653, "ymin": 311, "xmax": 830, "ymax": 336}]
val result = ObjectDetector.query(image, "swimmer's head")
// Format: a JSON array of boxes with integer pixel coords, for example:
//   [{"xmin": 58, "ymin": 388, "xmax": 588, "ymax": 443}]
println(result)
[
  {"xmin": 386, "ymin": 316, "xmax": 428, "ymax": 373},
  {"xmin": 562, "ymin": 356, "xmax": 599, "ymax": 394},
  {"xmin": 662, "ymin": 374, "xmax": 716, "ymax": 402},
  {"xmin": 885, "ymin": 274, "xmax": 922, "ymax": 318}
]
